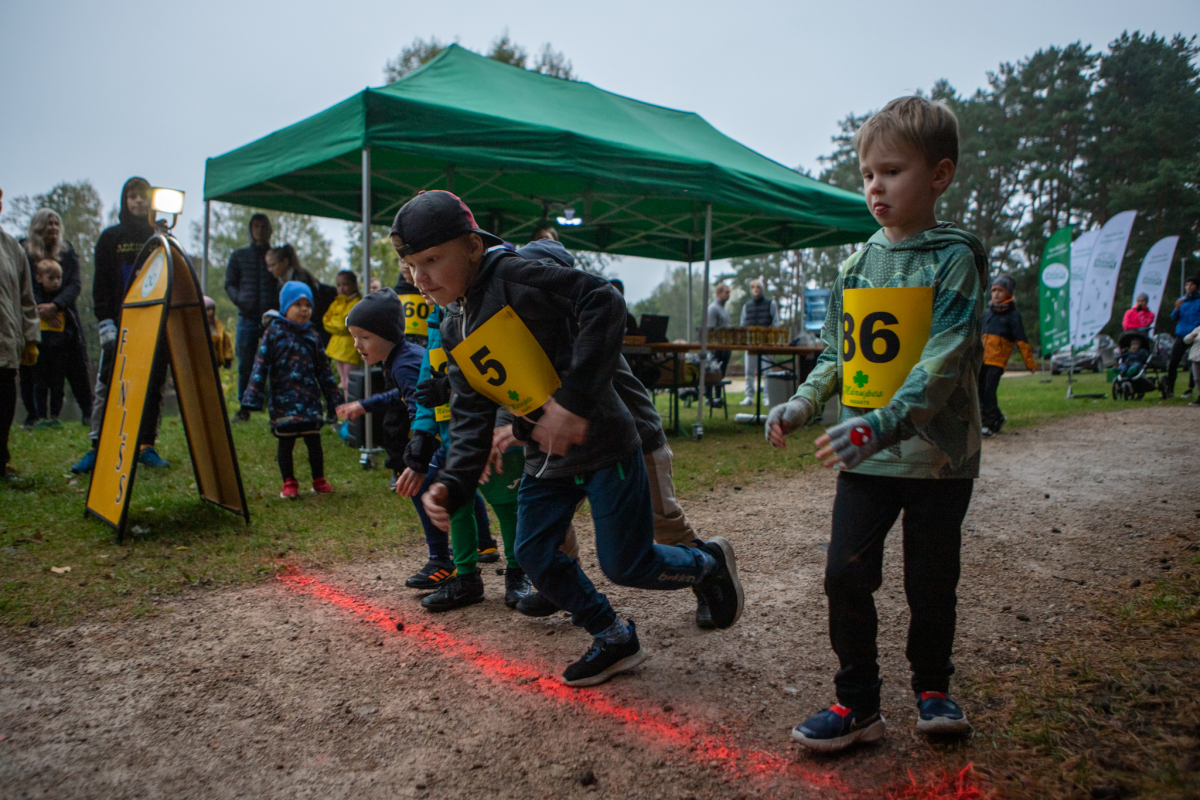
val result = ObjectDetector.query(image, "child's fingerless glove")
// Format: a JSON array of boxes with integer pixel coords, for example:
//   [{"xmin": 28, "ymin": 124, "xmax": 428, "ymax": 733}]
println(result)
[{"xmin": 823, "ymin": 417, "xmax": 882, "ymax": 470}]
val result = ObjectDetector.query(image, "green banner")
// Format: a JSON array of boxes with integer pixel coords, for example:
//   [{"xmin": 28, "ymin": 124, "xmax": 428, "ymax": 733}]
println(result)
[{"xmin": 1038, "ymin": 226, "xmax": 1073, "ymax": 355}]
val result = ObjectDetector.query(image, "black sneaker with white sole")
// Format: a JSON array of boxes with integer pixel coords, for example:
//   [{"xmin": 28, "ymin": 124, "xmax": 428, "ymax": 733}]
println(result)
[
  {"xmin": 792, "ymin": 704, "xmax": 886, "ymax": 752},
  {"xmin": 561, "ymin": 620, "xmax": 648, "ymax": 687},
  {"xmin": 420, "ymin": 571, "xmax": 485, "ymax": 612},
  {"xmin": 695, "ymin": 537, "xmax": 743, "ymax": 629},
  {"xmin": 915, "ymin": 691, "xmax": 970, "ymax": 735}
]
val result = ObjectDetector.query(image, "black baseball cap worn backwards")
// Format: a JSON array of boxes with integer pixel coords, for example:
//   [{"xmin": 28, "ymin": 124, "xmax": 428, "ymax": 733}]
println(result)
[{"xmin": 391, "ymin": 190, "xmax": 504, "ymax": 257}]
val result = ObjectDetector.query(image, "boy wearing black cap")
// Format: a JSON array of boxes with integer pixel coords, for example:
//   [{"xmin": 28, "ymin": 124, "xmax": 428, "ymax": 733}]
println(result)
[{"xmin": 391, "ymin": 190, "xmax": 743, "ymax": 687}]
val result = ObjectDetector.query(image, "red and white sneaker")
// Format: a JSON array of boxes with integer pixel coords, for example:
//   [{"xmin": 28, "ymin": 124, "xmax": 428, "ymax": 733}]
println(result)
[
  {"xmin": 280, "ymin": 478, "xmax": 300, "ymax": 499},
  {"xmin": 312, "ymin": 477, "xmax": 335, "ymax": 494}
]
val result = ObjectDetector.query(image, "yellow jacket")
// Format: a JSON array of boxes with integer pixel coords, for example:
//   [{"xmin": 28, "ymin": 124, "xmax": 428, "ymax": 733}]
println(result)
[
  {"xmin": 323, "ymin": 293, "xmax": 362, "ymax": 365},
  {"xmin": 209, "ymin": 317, "xmax": 234, "ymax": 367}
]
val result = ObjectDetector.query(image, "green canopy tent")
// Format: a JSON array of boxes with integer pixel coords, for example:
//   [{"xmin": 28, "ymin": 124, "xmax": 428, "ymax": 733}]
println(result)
[{"xmin": 203, "ymin": 43, "xmax": 875, "ymax": 440}]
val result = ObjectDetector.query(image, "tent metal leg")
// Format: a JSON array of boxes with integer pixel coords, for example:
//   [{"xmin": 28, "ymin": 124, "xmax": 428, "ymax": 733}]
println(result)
[
  {"xmin": 686, "ymin": 261, "xmax": 692, "ymax": 341},
  {"xmin": 201, "ymin": 201, "xmax": 210, "ymax": 295},
  {"xmin": 360, "ymin": 147, "xmax": 378, "ymax": 469},
  {"xmin": 693, "ymin": 203, "xmax": 712, "ymax": 440}
]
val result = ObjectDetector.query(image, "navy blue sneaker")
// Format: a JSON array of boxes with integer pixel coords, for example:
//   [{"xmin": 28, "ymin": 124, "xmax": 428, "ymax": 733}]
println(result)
[
  {"xmin": 70, "ymin": 448, "xmax": 96, "ymax": 474},
  {"xmin": 561, "ymin": 620, "xmax": 648, "ymax": 687},
  {"xmin": 915, "ymin": 691, "xmax": 970, "ymax": 734},
  {"xmin": 138, "ymin": 447, "xmax": 170, "ymax": 468},
  {"xmin": 792, "ymin": 704, "xmax": 886, "ymax": 752}
]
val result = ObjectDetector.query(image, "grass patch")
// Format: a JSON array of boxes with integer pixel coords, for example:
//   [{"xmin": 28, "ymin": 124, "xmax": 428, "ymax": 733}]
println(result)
[
  {"xmin": 989, "ymin": 370, "xmax": 1192, "ymax": 430},
  {"xmin": 0, "ymin": 369, "xmax": 1180, "ymax": 628}
]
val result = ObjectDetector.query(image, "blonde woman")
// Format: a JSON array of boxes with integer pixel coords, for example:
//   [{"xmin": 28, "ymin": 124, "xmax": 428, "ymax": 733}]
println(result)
[{"xmin": 20, "ymin": 209, "xmax": 91, "ymax": 427}]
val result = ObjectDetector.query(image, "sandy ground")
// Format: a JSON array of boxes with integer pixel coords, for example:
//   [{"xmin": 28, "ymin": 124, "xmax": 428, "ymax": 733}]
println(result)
[{"xmin": 2, "ymin": 406, "xmax": 1198, "ymax": 800}]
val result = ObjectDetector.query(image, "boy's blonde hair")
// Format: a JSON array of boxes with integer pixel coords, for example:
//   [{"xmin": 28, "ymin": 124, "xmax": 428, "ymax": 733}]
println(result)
[
  {"xmin": 36, "ymin": 259, "xmax": 62, "ymax": 280},
  {"xmin": 854, "ymin": 96, "xmax": 960, "ymax": 167}
]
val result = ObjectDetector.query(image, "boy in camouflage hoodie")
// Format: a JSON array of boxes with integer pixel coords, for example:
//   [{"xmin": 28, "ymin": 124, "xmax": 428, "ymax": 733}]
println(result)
[{"xmin": 767, "ymin": 96, "xmax": 986, "ymax": 751}]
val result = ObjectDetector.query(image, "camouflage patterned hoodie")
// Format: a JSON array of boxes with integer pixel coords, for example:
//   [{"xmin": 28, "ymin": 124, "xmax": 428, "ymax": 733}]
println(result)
[{"xmin": 793, "ymin": 224, "xmax": 987, "ymax": 479}]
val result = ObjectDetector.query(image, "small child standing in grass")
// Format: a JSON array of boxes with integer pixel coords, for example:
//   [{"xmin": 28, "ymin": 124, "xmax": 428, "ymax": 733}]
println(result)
[
  {"xmin": 323, "ymin": 269, "xmax": 362, "ymax": 402},
  {"xmin": 204, "ymin": 296, "xmax": 234, "ymax": 369},
  {"xmin": 768, "ymin": 96, "xmax": 986, "ymax": 751},
  {"xmin": 241, "ymin": 281, "xmax": 340, "ymax": 499}
]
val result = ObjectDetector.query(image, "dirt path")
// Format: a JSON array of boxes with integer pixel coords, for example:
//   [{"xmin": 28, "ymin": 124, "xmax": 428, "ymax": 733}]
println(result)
[{"xmin": 2, "ymin": 407, "xmax": 1198, "ymax": 800}]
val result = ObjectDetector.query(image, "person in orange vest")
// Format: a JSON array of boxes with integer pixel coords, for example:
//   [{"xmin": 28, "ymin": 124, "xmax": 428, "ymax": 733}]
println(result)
[{"xmin": 979, "ymin": 273, "xmax": 1037, "ymax": 436}]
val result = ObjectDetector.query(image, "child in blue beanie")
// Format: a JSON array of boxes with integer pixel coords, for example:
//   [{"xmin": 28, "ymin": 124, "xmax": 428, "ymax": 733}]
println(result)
[{"xmin": 241, "ymin": 280, "xmax": 342, "ymax": 498}]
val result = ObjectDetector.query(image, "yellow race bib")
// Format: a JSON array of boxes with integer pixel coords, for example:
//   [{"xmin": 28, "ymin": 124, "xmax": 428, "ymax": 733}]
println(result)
[
  {"xmin": 40, "ymin": 314, "xmax": 65, "ymax": 332},
  {"xmin": 398, "ymin": 293, "xmax": 431, "ymax": 337},
  {"xmin": 450, "ymin": 306, "xmax": 561, "ymax": 416},
  {"xmin": 427, "ymin": 347, "xmax": 452, "ymax": 422},
  {"xmin": 840, "ymin": 287, "xmax": 933, "ymax": 408}
]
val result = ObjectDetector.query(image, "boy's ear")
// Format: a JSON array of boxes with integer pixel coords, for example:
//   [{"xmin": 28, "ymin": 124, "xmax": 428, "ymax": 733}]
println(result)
[
  {"xmin": 467, "ymin": 232, "xmax": 485, "ymax": 263},
  {"xmin": 931, "ymin": 158, "xmax": 956, "ymax": 198}
]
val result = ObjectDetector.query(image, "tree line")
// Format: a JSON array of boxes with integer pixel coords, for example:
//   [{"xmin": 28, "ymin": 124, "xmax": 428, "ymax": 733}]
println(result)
[{"xmin": 713, "ymin": 31, "xmax": 1200, "ymax": 348}]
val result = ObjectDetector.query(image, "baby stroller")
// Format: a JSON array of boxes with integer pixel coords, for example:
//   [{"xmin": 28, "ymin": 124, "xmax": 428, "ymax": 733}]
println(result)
[{"xmin": 1111, "ymin": 330, "xmax": 1169, "ymax": 400}]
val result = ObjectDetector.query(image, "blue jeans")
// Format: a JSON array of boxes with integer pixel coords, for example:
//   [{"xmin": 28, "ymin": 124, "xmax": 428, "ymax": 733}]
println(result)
[
  {"xmin": 236, "ymin": 316, "xmax": 265, "ymax": 404},
  {"xmin": 417, "ymin": 446, "xmax": 495, "ymax": 561},
  {"xmin": 515, "ymin": 450, "xmax": 709, "ymax": 635}
]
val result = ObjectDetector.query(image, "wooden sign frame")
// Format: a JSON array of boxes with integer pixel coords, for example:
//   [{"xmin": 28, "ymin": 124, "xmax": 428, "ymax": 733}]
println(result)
[{"xmin": 86, "ymin": 233, "xmax": 249, "ymax": 541}]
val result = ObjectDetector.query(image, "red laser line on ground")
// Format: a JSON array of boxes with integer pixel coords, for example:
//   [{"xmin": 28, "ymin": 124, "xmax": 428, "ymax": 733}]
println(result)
[{"xmin": 278, "ymin": 572, "xmax": 986, "ymax": 799}]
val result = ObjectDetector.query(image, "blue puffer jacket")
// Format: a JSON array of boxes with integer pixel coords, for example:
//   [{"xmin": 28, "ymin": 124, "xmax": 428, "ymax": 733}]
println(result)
[
  {"xmin": 1171, "ymin": 291, "xmax": 1200, "ymax": 336},
  {"xmin": 241, "ymin": 311, "xmax": 340, "ymax": 433}
]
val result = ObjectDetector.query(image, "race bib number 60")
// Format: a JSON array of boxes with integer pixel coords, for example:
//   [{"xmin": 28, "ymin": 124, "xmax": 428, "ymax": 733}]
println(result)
[
  {"xmin": 398, "ymin": 293, "xmax": 431, "ymax": 337},
  {"xmin": 840, "ymin": 286, "xmax": 933, "ymax": 408},
  {"xmin": 450, "ymin": 306, "xmax": 562, "ymax": 416}
]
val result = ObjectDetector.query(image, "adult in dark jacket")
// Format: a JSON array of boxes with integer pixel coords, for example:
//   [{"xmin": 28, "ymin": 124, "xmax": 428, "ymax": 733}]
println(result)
[
  {"xmin": 19, "ymin": 209, "xmax": 91, "ymax": 427},
  {"xmin": 71, "ymin": 177, "xmax": 169, "ymax": 474},
  {"xmin": 738, "ymin": 279, "xmax": 779, "ymax": 405},
  {"xmin": 225, "ymin": 213, "xmax": 274, "ymax": 420},
  {"xmin": 1165, "ymin": 276, "xmax": 1200, "ymax": 398}
]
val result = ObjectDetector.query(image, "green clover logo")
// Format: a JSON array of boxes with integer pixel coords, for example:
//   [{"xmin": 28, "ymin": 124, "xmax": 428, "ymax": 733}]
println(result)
[
  {"xmin": 853, "ymin": 370, "xmax": 869, "ymax": 388},
  {"xmin": 507, "ymin": 390, "xmax": 520, "ymax": 402}
]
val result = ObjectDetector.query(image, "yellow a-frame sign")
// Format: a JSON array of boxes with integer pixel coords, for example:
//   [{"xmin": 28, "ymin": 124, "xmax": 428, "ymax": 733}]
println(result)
[{"xmin": 86, "ymin": 234, "xmax": 249, "ymax": 540}]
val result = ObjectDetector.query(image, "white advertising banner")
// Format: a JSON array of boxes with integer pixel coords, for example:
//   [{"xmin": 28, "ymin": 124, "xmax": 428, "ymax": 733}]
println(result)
[
  {"xmin": 1074, "ymin": 210, "xmax": 1137, "ymax": 348},
  {"xmin": 1069, "ymin": 229, "xmax": 1099, "ymax": 347},
  {"xmin": 1131, "ymin": 235, "xmax": 1179, "ymax": 321}
]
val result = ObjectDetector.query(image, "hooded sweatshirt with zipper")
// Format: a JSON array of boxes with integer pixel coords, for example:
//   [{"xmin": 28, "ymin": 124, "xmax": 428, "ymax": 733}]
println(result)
[
  {"xmin": 224, "ymin": 216, "xmax": 275, "ymax": 321},
  {"xmin": 436, "ymin": 247, "xmax": 639, "ymax": 513},
  {"xmin": 792, "ymin": 224, "xmax": 987, "ymax": 480},
  {"xmin": 93, "ymin": 178, "xmax": 155, "ymax": 325}
]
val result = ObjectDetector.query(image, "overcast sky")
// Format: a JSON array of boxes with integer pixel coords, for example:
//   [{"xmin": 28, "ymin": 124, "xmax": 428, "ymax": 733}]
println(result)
[{"xmin": 1, "ymin": 0, "xmax": 1196, "ymax": 303}]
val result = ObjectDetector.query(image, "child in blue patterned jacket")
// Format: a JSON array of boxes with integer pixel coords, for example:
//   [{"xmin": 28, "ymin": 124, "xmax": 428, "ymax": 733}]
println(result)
[{"xmin": 241, "ymin": 281, "xmax": 341, "ymax": 499}]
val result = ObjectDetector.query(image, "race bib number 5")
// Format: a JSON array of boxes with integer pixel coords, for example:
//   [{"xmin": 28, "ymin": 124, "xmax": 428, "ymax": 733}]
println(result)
[
  {"xmin": 450, "ymin": 306, "xmax": 562, "ymax": 416},
  {"xmin": 840, "ymin": 287, "xmax": 932, "ymax": 408}
]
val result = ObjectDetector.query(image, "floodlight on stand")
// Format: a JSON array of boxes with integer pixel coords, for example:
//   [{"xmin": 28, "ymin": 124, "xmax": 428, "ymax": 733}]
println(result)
[
  {"xmin": 150, "ymin": 187, "xmax": 185, "ymax": 230},
  {"xmin": 555, "ymin": 208, "xmax": 583, "ymax": 226}
]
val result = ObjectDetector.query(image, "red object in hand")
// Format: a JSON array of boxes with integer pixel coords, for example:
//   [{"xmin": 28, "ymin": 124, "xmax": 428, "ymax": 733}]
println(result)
[{"xmin": 849, "ymin": 426, "xmax": 872, "ymax": 447}]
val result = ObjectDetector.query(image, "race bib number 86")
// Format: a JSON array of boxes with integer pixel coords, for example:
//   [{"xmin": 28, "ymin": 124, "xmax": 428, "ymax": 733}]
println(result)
[
  {"xmin": 450, "ymin": 306, "xmax": 562, "ymax": 416},
  {"xmin": 840, "ymin": 287, "xmax": 932, "ymax": 408}
]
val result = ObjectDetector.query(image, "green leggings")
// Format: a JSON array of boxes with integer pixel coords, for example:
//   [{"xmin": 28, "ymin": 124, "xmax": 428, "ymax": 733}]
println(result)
[{"xmin": 471, "ymin": 448, "xmax": 525, "ymax": 571}]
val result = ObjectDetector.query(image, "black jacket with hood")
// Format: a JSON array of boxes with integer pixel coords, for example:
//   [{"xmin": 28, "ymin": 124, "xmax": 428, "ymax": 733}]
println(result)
[
  {"xmin": 437, "ymin": 247, "xmax": 640, "ymax": 513},
  {"xmin": 93, "ymin": 177, "xmax": 155, "ymax": 324},
  {"xmin": 514, "ymin": 239, "xmax": 666, "ymax": 455},
  {"xmin": 224, "ymin": 214, "xmax": 276, "ymax": 320}
]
